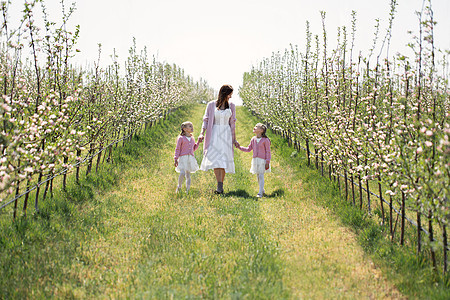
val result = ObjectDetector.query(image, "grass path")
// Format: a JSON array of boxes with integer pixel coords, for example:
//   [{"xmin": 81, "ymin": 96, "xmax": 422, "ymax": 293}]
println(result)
[
  {"xmin": 234, "ymin": 109, "xmax": 403, "ymax": 299},
  {"xmin": 1, "ymin": 104, "xmax": 404, "ymax": 298}
]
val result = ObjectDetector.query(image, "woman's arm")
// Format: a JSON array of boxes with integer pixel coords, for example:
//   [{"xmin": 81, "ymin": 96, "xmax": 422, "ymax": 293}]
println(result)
[
  {"xmin": 201, "ymin": 103, "xmax": 210, "ymax": 132},
  {"xmin": 229, "ymin": 103, "xmax": 237, "ymax": 144},
  {"xmin": 199, "ymin": 103, "xmax": 210, "ymax": 140}
]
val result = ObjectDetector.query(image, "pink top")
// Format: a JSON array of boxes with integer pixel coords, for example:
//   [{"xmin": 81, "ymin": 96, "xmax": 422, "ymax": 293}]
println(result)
[
  {"xmin": 174, "ymin": 135, "xmax": 200, "ymax": 160},
  {"xmin": 237, "ymin": 137, "xmax": 271, "ymax": 163},
  {"xmin": 202, "ymin": 100, "xmax": 236, "ymax": 151}
]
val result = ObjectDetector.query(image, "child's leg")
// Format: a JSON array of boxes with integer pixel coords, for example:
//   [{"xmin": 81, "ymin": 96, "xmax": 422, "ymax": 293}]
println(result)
[
  {"xmin": 185, "ymin": 171, "xmax": 191, "ymax": 192},
  {"xmin": 177, "ymin": 171, "xmax": 185, "ymax": 191},
  {"xmin": 257, "ymin": 173, "xmax": 265, "ymax": 195}
]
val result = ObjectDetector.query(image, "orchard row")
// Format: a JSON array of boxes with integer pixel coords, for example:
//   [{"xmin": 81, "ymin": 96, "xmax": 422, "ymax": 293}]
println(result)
[
  {"xmin": 0, "ymin": 1, "xmax": 213, "ymax": 209},
  {"xmin": 240, "ymin": 1, "xmax": 449, "ymax": 273}
]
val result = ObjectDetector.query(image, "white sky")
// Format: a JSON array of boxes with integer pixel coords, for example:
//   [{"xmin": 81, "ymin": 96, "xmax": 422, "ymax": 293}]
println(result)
[{"xmin": 9, "ymin": 0, "xmax": 450, "ymax": 104}]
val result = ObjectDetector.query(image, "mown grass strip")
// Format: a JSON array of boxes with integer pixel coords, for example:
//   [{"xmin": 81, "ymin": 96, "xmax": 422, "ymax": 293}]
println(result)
[{"xmin": 130, "ymin": 105, "xmax": 289, "ymax": 298}]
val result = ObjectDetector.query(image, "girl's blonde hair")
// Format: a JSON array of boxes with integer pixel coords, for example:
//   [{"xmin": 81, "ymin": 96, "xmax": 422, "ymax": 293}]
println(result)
[
  {"xmin": 180, "ymin": 121, "xmax": 193, "ymax": 136},
  {"xmin": 256, "ymin": 123, "xmax": 268, "ymax": 138}
]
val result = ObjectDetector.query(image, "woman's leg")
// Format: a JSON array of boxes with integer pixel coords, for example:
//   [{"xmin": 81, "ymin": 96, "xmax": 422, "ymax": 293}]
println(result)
[
  {"xmin": 214, "ymin": 168, "xmax": 225, "ymax": 193},
  {"xmin": 213, "ymin": 168, "xmax": 223, "ymax": 181}
]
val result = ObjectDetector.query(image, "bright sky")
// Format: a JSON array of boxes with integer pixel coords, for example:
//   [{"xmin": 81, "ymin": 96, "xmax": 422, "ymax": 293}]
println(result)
[{"xmin": 11, "ymin": 0, "xmax": 450, "ymax": 104}]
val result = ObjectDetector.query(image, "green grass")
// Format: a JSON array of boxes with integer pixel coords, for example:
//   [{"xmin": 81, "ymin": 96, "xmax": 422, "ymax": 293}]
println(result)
[{"xmin": 0, "ymin": 104, "xmax": 446, "ymax": 299}]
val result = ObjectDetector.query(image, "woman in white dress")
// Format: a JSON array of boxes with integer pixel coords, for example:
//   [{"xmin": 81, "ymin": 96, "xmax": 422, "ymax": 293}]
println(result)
[{"xmin": 199, "ymin": 84, "xmax": 237, "ymax": 194}]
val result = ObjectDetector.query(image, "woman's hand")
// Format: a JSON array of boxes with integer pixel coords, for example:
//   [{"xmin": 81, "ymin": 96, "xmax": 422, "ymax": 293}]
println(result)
[
  {"xmin": 265, "ymin": 162, "xmax": 270, "ymax": 170},
  {"xmin": 174, "ymin": 159, "xmax": 178, "ymax": 167},
  {"xmin": 198, "ymin": 134, "xmax": 204, "ymax": 142}
]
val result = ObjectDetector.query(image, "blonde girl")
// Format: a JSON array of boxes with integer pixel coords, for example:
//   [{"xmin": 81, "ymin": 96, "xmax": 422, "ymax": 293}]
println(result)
[
  {"xmin": 235, "ymin": 123, "xmax": 271, "ymax": 198},
  {"xmin": 174, "ymin": 121, "xmax": 202, "ymax": 193}
]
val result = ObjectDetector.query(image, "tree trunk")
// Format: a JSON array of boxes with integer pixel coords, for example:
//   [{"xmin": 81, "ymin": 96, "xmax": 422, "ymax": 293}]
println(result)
[
  {"xmin": 344, "ymin": 170, "xmax": 348, "ymax": 201},
  {"xmin": 366, "ymin": 178, "xmax": 370, "ymax": 213},
  {"xmin": 42, "ymin": 173, "xmax": 51, "ymax": 201},
  {"xmin": 13, "ymin": 179, "xmax": 20, "ymax": 220},
  {"xmin": 62, "ymin": 156, "xmax": 68, "ymax": 191},
  {"xmin": 306, "ymin": 138, "xmax": 310, "ymax": 166},
  {"xmin": 417, "ymin": 211, "xmax": 422, "ymax": 254},
  {"xmin": 76, "ymin": 149, "xmax": 81, "ymax": 184},
  {"xmin": 23, "ymin": 178, "xmax": 32, "ymax": 217},
  {"xmin": 13, "ymin": 160, "xmax": 21, "ymax": 220},
  {"xmin": 378, "ymin": 177, "xmax": 385, "ymax": 225},
  {"xmin": 96, "ymin": 146, "xmax": 102, "ymax": 173},
  {"xmin": 86, "ymin": 143, "xmax": 95, "ymax": 175},
  {"xmin": 336, "ymin": 168, "xmax": 340, "ymax": 191},
  {"xmin": 358, "ymin": 174, "xmax": 363, "ymax": 210},
  {"xmin": 390, "ymin": 195, "xmax": 394, "ymax": 241},
  {"xmin": 321, "ymin": 151, "xmax": 324, "ymax": 177},
  {"xmin": 429, "ymin": 210, "xmax": 437, "ymax": 270},
  {"xmin": 443, "ymin": 225, "xmax": 448, "ymax": 274},
  {"xmin": 351, "ymin": 173, "xmax": 355, "ymax": 206},
  {"xmin": 314, "ymin": 147, "xmax": 319, "ymax": 170},
  {"xmin": 34, "ymin": 171, "xmax": 43, "ymax": 212},
  {"xmin": 400, "ymin": 192, "xmax": 406, "ymax": 245}
]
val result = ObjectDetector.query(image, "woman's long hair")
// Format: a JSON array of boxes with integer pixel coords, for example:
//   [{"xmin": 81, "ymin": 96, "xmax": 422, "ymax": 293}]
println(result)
[{"xmin": 216, "ymin": 84, "xmax": 233, "ymax": 109}]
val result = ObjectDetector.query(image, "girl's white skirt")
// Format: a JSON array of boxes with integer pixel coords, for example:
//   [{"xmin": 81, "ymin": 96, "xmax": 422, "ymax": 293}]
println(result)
[
  {"xmin": 176, "ymin": 155, "xmax": 199, "ymax": 173},
  {"xmin": 250, "ymin": 157, "xmax": 271, "ymax": 174}
]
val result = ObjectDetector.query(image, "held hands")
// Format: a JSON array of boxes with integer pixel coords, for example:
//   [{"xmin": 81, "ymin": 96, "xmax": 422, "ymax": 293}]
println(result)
[
  {"xmin": 198, "ymin": 134, "xmax": 204, "ymax": 143},
  {"xmin": 234, "ymin": 140, "xmax": 240, "ymax": 148}
]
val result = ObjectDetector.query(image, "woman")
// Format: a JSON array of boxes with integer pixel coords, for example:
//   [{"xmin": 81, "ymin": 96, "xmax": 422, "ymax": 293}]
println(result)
[{"xmin": 199, "ymin": 84, "xmax": 237, "ymax": 194}]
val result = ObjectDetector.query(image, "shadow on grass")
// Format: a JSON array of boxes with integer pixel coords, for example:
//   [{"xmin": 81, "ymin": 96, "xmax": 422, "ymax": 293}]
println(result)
[
  {"xmin": 223, "ymin": 189, "xmax": 252, "ymax": 199},
  {"xmin": 223, "ymin": 188, "xmax": 285, "ymax": 200},
  {"xmin": 264, "ymin": 188, "xmax": 285, "ymax": 198}
]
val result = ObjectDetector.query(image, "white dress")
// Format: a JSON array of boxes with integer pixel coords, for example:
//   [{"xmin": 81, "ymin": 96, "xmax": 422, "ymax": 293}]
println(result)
[{"xmin": 200, "ymin": 108, "xmax": 235, "ymax": 173}]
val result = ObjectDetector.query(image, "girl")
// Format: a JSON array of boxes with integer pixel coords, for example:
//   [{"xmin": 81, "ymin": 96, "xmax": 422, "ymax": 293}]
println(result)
[
  {"xmin": 199, "ymin": 84, "xmax": 237, "ymax": 194},
  {"xmin": 174, "ymin": 121, "xmax": 202, "ymax": 193},
  {"xmin": 235, "ymin": 123, "xmax": 271, "ymax": 198}
]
